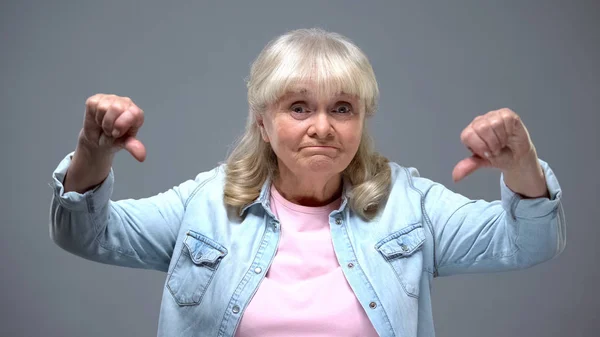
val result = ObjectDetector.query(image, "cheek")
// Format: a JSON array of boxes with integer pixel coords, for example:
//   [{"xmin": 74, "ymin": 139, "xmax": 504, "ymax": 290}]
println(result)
[
  {"xmin": 340, "ymin": 123, "xmax": 363, "ymax": 151},
  {"xmin": 343, "ymin": 136, "xmax": 362, "ymax": 160},
  {"xmin": 271, "ymin": 121, "xmax": 302, "ymax": 152}
]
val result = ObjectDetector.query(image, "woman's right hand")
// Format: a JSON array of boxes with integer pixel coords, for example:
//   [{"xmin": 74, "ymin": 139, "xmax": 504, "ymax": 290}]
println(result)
[{"xmin": 79, "ymin": 93, "xmax": 146, "ymax": 162}]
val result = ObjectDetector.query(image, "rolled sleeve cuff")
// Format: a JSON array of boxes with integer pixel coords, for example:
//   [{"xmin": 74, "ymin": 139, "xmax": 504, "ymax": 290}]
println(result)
[
  {"xmin": 500, "ymin": 158, "xmax": 562, "ymax": 219},
  {"xmin": 49, "ymin": 151, "xmax": 114, "ymax": 212}
]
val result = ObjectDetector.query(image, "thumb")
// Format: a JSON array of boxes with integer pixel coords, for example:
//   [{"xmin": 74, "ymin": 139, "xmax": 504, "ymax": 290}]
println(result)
[
  {"xmin": 123, "ymin": 136, "xmax": 147, "ymax": 162},
  {"xmin": 452, "ymin": 155, "xmax": 489, "ymax": 182}
]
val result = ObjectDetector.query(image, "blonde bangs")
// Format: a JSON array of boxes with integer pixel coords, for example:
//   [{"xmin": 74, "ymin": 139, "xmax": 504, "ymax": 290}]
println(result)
[
  {"xmin": 248, "ymin": 30, "xmax": 379, "ymax": 116},
  {"xmin": 228, "ymin": 28, "xmax": 390, "ymax": 221}
]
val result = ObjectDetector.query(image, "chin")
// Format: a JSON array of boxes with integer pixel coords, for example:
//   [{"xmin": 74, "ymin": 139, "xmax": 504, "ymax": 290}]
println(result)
[{"xmin": 304, "ymin": 157, "xmax": 343, "ymax": 174}]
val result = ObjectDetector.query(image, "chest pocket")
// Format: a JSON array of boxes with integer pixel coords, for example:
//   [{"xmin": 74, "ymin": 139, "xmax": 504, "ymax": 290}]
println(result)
[
  {"xmin": 167, "ymin": 229, "xmax": 228, "ymax": 306},
  {"xmin": 375, "ymin": 223, "xmax": 426, "ymax": 298}
]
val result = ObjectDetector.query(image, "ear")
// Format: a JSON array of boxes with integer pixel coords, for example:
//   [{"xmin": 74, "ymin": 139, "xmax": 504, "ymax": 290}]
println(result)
[{"xmin": 256, "ymin": 115, "xmax": 270, "ymax": 143}]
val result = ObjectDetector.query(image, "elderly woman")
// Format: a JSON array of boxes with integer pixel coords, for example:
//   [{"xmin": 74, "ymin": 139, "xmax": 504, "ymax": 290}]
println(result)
[{"xmin": 49, "ymin": 28, "xmax": 565, "ymax": 337}]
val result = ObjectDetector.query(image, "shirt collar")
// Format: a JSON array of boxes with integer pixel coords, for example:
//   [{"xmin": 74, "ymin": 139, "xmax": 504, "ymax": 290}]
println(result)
[{"xmin": 239, "ymin": 174, "xmax": 351, "ymax": 217}]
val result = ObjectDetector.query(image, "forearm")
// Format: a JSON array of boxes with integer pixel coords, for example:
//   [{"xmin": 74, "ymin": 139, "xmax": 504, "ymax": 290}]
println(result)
[{"xmin": 421, "ymin": 158, "xmax": 564, "ymax": 276}]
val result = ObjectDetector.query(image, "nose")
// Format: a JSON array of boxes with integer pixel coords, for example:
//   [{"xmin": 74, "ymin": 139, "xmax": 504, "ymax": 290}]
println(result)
[{"xmin": 308, "ymin": 111, "xmax": 333, "ymax": 139}]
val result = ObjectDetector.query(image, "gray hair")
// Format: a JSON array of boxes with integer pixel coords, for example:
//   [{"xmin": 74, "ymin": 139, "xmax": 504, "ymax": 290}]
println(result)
[{"xmin": 224, "ymin": 28, "xmax": 391, "ymax": 220}]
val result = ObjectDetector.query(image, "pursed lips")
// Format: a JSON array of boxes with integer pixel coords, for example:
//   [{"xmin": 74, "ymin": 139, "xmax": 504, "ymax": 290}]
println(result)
[{"xmin": 301, "ymin": 145, "xmax": 339, "ymax": 150}]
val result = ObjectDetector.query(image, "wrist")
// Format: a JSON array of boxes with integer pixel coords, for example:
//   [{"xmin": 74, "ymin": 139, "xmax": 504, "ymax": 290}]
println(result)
[
  {"xmin": 74, "ymin": 139, "xmax": 114, "ymax": 163},
  {"xmin": 503, "ymin": 153, "xmax": 549, "ymax": 198},
  {"xmin": 64, "ymin": 139, "xmax": 114, "ymax": 194}
]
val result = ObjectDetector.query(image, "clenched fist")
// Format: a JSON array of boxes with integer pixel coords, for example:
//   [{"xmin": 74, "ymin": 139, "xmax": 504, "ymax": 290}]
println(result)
[
  {"xmin": 452, "ymin": 108, "xmax": 538, "ymax": 183},
  {"xmin": 80, "ymin": 94, "xmax": 147, "ymax": 162}
]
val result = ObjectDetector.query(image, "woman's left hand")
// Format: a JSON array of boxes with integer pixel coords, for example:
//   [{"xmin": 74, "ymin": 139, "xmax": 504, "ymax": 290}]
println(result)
[{"xmin": 452, "ymin": 108, "xmax": 548, "ymax": 198}]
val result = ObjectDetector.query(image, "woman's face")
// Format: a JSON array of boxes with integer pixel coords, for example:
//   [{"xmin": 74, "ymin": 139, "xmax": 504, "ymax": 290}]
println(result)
[{"xmin": 259, "ymin": 83, "xmax": 365, "ymax": 179}]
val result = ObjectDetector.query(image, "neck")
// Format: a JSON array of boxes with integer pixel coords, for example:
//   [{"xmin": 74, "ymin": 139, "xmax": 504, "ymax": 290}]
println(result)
[{"xmin": 273, "ymin": 166, "xmax": 343, "ymax": 207}]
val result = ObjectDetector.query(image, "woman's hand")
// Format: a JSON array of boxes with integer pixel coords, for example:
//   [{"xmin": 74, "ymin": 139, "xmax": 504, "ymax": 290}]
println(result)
[
  {"xmin": 452, "ymin": 108, "xmax": 548, "ymax": 198},
  {"xmin": 79, "ymin": 93, "xmax": 146, "ymax": 162},
  {"xmin": 64, "ymin": 94, "xmax": 146, "ymax": 193}
]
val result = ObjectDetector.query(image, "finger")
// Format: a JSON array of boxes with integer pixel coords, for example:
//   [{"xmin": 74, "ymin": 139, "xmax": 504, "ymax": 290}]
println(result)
[
  {"xmin": 85, "ymin": 94, "xmax": 104, "ymax": 118},
  {"xmin": 123, "ymin": 136, "xmax": 147, "ymax": 162},
  {"xmin": 112, "ymin": 104, "xmax": 144, "ymax": 138},
  {"xmin": 102, "ymin": 100, "xmax": 128, "ymax": 136},
  {"xmin": 452, "ymin": 155, "xmax": 490, "ymax": 182},
  {"xmin": 488, "ymin": 111, "xmax": 508, "ymax": 153},
  {"xmin": 472, "ymin": 117, "xmax": 503, "ymax": 156},
  {"xmin": 499, "ymin": 108, "xmax": 518, "ymax": 136},
  {"xmin": 95, "ymin": 95, "xmax": 116, "ymax": 129},
  {"xmin": 461, "ymin": 125, "xmax": 493, "ymax": 159},
  {"xmin": 112, "ymin": 108, "xmax": 134, "ymax": 138}
]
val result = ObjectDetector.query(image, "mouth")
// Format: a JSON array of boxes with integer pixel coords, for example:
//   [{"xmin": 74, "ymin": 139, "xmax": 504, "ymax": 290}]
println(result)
[
  {"xmin": 301, "ymin": 146, "xmax": 339, "ymax": 154},
  {"xmin": 302, "ymin": 145, "xmax": 338, "ymax": 149}
]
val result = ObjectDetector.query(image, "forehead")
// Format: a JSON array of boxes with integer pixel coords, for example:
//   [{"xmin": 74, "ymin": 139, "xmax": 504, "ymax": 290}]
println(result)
[{"xmin": 277, "ymin": 85, "xmax": 361, "ymax": 102}]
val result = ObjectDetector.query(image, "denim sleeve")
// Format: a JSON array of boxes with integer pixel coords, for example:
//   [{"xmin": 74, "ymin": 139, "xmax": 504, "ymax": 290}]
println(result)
[
  {"xmin": 410, "ymin": 158, "xmax": 566, "ymax": 277},
  {"xmin": 48, "ymin": 151, "xmax": 216, "ymax": 272}
]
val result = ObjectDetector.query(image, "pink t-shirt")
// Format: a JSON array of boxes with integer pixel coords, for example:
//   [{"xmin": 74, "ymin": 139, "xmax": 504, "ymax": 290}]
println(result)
[{"xmin": 234, "ymin": 185, "xmax": 379, "ymax": 337}]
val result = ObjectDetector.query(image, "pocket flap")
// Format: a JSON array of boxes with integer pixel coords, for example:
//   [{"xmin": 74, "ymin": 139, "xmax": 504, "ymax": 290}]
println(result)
[
  {"xmin": 184, "ymin": 230, "xmax": 228, "ymax": 265},
  {"xmin": 376, "ymin": 225, "xmax": 426, "ymax": 259}
]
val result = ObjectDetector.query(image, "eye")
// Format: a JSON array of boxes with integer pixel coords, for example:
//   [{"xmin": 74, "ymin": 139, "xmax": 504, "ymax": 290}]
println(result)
[
  {"xmin": 333, "ymin": 103, "xmax": 352, "ymax": 114},
  {"xmin": 290, "ymin": 102, "xmax": 309, "ymax": 114}
]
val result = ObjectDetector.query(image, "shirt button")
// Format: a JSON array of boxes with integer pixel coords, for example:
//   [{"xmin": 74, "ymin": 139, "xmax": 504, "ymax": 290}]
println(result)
[
  {"xmin": 400, "ymin": 244, "xmax": 409, "ymax": 252},
  {"xmin": 347, "ymin": 263, "xmax": 354, "ymax": 268},
  {"xmin": 232, "ymin": 305, "xmax": 240, "ymax": 314},
  {"xmin": 369, "ymin": 302, "xmax": 377, "ymax": 309},
  {"xmin": 335, "ymin": 218, "xmax": 342, "ymax": 225},
  {"xmin": 254, "ymin": 267, "xmax": 262, "ymax": 274}
]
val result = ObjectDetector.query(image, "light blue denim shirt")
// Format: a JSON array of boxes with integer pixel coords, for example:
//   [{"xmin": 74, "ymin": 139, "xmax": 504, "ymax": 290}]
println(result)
[{"xmin": 49, "ymin": 151, "xmax": 566, "ymax": 337}]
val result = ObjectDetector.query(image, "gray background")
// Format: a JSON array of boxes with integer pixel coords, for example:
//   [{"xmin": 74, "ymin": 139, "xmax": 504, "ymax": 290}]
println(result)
[{"xmin": 1, "ymin": 0, "xmax": 598, "ymax": 336}]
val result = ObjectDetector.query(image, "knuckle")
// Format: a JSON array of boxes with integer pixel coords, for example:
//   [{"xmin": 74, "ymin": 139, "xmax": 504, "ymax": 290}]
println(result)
[
  {"xmin": 504, "ymin": 112, "xmax": 519, "ymax": 125},
  {"xmin": 127, "ymin": 104, "xmax": 138, "ymax": 114},
  {"xmin": 489, "ymin": 118, "xmax": 502, "ymax": 128},
  {"xmin": 500, "ymin": 109, "xmax": 513, "ymax": 118},
  {"xmin": 98, "ymin": 99, "xmax": 112, "ymax": 111},
  {"xmin": 132, "ymin": 106, "xmax": 144, "ymax": 118},
  {"xmin": 111, "ymin": 101, "xmax": 123, "ymax": 110},
  {"xmin": 473, "ymin": 120, "xmax": 488, "ymax": 132},
  {"xmin": 460, "ymin": 128, "xmax": 472, "ymax": 142},
  {"xmin": 85, "ymin": 96, "xmax": 98, "ymax": 107}
]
